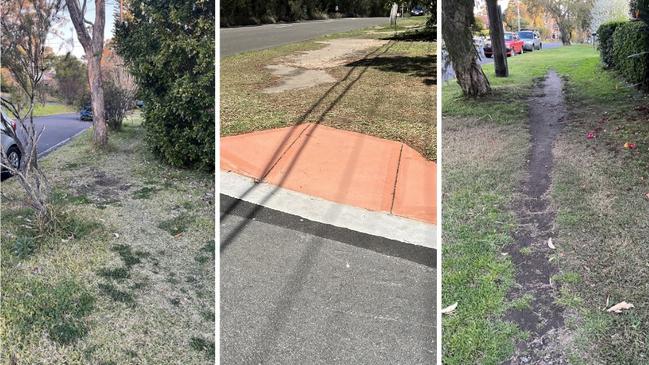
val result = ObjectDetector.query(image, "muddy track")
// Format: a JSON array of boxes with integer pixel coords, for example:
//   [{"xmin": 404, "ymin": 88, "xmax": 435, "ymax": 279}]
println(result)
[{"xmin": 504, "ymin": 70, "xmax": 567, "ymax": 365}]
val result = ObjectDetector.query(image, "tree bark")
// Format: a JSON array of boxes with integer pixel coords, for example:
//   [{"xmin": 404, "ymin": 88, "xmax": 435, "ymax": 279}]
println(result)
[
  {"xmin": 87, "ymin": 55, "xmax": 107, "ymax": 145},
  {"xmin": 65, "ymin": 0, "xmax": 107, "ymax": 146},
  {"xmin": 487, "ymin": 1, "xmax": 509, "ymax": 77},
  {"xmin": 558, "ymin": 22, "xmax": 572, "ymax": 45},
  {"xmin": 443, "ymin": 0, "xmax": 491, "ymax": 97}
]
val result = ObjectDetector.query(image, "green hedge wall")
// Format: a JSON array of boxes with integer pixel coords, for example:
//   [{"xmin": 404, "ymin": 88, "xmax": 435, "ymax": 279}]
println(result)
[
  {"xmin": 597, "ymin": 21, "xmax": 626, "ymax": 69},
  {"xmin": 114, "ymin": 0, "xmax": 215, "ymax": 170},
  {"xmin": 612, "ymin": 21, "xmax": 649, "ymax": 91}
]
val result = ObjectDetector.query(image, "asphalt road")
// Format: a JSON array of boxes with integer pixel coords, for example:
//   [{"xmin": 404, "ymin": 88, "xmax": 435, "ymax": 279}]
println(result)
[
  {"xmin": 443, "ymin": 42, "xmax": 563, "ymax": 81},
  {"xmin": 220, "ymin": 196, "xmax": 436, "ymax": 364},
  {"xmin": 221, "ymin": 17, "xmax": 389, "ymax": 56},
  {"xmin": 20, "ymin": 113, "xmax": 91, "ymax": 156}
]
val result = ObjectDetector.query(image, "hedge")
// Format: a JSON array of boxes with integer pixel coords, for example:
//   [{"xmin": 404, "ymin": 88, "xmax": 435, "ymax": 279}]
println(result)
[
  {"xmin": 612, "ymin": 21, "xmax": 649, "ymax": 91},
  {"xmin": 114, "ymin": 0, "xmax": 215, "ymax": 170},
  {"xmin": 597, "ymin": 21, "xmax": 626, "ymax": 69}
]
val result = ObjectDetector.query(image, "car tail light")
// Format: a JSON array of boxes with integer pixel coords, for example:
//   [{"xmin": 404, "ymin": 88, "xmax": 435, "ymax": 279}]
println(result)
[{"xmin": 11, "ymin": 120, "xmax": 16, "ymax": 131}]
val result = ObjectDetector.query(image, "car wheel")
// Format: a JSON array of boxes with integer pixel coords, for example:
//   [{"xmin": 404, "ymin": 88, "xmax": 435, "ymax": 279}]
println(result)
[{"xmin": 7, "ymin": 146, "xmax": 21, "ymax": 170}]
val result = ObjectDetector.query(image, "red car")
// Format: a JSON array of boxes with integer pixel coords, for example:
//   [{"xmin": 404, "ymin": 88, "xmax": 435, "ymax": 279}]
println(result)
[{"xmin": 483, "ymin": 32, "xmax": 525, "ymax": 57}]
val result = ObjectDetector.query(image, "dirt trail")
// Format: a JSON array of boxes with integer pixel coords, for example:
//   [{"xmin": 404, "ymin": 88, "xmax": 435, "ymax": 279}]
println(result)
[
  {"xmin": 505, "ymin": 70, "xmax": 567, "ymax": 365},
  {"xmin": 263, "ymin": 38, "xmax": 387, "ymax": 93}
]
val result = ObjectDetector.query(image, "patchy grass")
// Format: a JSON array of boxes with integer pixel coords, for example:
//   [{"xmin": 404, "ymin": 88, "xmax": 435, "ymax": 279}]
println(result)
[
  {"xmin": 0, "ymin": 115, "xmax": 215, "ymax": 364},
  {"xmin": 158, "ymin": 213, "xmax": 193, "ymax": 236},
  {"xmin": 442, "ymin": 118, "xmax": 526, "ymax": 365},
  {"xmin": 443, "ymin": 45, "xmax": 649, "ymax": 364},
  {"xmin": 32, "ymin": 102, "xmax": 76, "ymax": 117},
  {"xmin": 221, "ymin": 24, "xmax": 436, "ymax": 160}
]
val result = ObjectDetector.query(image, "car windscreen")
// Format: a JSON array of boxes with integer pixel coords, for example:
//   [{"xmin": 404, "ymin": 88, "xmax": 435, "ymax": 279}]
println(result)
[
  {"xmin": 504, "ymin": 34, "xmax": 514, "ymax": 41},
  {"xmin": 518, "ymin": 32, "xmax": 534, "ymax": 39}
]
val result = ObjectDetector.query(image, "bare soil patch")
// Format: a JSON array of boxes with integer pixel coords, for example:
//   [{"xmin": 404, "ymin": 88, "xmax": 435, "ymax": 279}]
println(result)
[
  {"xmin": 263, "ymin": 65, "xmax": 335, "ymax": 93},
  {"xmin": 262, "ymin": 38, "xmax": 388, "ymax": 93},
  {"xmin": 505, "ymin": 70, "xmax": 567, "ymax": 364}
]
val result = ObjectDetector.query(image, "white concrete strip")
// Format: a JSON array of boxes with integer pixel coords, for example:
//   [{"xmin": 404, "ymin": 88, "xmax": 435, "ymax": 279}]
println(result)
[{"xmin": 221, "ymin": 171, "xmax": 436, "ymax": 250}]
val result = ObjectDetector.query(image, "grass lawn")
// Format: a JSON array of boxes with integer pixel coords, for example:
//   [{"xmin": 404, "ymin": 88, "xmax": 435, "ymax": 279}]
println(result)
[
  {"xmin": 32, "ymin": 102, "xmax": 76, "ymax": 117},
  {"xmin": 443, "ymin": 45, "xmax": 649, "ymax": 364},
  {"xmin": 220, "ymin": 17, "xmax": 436, "ymax": 160},
  {"xmin": 0, "ymin": 115, "xmax": 215, "ymax": 364}
]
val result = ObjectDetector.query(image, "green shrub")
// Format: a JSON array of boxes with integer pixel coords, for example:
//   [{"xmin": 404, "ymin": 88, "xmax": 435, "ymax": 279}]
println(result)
[
  {"xmin": 612, "ymin": 20, "xmax": 649, "ymax": 91},
  {"xmin": 597, "ymin": 21, "xmax": 626, "ymax": 68},
  {"xmin": 114, "ymin": 0, "xmax": 215, "ymax": 170},
  {"xmin": 103, "ymin": 78, "xmax": 134, "ymax": 131}
]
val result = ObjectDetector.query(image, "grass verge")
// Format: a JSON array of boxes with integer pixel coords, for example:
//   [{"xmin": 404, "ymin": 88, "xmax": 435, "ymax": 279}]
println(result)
[
  {"xmin": 220, "ymin": 18, "xmax": 436, "ymax": 160},
  {"xmin": 32, "ymin": 102, "xmax": 76, "ymax": 117},
  {"xmin": 442, "ymin": 45, "xmax": 649, "ymax": 364},
  {"xmin": 1, "ymin": 115, "xmax": 215, "ymax": 364}
]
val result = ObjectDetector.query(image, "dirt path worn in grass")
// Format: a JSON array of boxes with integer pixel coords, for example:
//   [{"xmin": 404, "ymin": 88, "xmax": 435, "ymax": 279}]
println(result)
[{"xmin": 505, "ymin": 70, "xmax": 567, "ymax": 365}]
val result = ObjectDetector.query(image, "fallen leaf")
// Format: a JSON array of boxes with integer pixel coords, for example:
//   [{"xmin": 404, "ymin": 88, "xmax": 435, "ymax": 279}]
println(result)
[
  {"xmin": 548, "ymin": 237, "xmax": 556, "ymax": 249},
  {"xmin": 607, "ymin": 301, "xmax": 634, "ymax": 313},
  {"xmin": 113, "ymin": 233, "xmax": 120, "ymax": 238},
  {"xmin": 441, "ymin": 302, "xmax": 458, "ymax": 315},
  {"xmin": 644, "ymin": 192, "xmax": 649, "ymax": 201}
]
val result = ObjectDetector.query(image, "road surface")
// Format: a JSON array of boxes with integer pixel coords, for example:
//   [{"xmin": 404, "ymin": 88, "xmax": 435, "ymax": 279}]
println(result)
[
  {"xmin": 220, "ymin": 196, "xmax": 436, "ymax": 364},
  {"xmin": 221, "ymin": 17, "xmax": 389, "ymax": 56},
  {"xmin": 21, "ymin": 113, "xmax": 91, "ymax": 156}
]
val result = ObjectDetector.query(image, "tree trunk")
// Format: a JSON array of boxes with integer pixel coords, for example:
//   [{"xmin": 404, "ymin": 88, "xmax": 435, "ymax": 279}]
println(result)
[
  {"xmin": 559, "ymin": 23, "xmax": 572, "ymax": 45},
  {"xmin": 65, "ymin": 0, "xmax": 107, "ymax": 147},
  {"xmin": 87, "ymin": 54, "xmax": 107, "ymax": 145},
  {"xmin": 487, "ymin": 1, "xmax": 508, "ymax": 77},
  {"xmin": 443, "ymin": 0, "xmax": 491, "ymax": 97}
]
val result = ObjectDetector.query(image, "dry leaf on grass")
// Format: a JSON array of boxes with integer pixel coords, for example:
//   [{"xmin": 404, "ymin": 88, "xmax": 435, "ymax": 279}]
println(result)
[
  {"xmin": 441, "ymin": 302, "xmax": 458, "ymax": 315},
  {"xmin": 607, "ymin": 301, "xmax": 634, "ymax": 313},
  {"xmin": 644, "ymin": 192, "xmax": 649, "ymax": 201},
  {"xmin": 548, "ymin": 237, "xmax": 556, "ymax": 249}
]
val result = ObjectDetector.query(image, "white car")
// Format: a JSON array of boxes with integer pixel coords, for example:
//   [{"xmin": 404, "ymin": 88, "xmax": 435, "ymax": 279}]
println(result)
[{"xmin": 1, "ymin": 111, "xmax": 21, "ymax": 173}]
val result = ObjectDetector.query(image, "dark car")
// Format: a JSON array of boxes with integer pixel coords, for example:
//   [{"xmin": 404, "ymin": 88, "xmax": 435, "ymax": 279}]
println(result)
[
  {"xmin": 410, "ymin": 6, "xmax": 425, "ymax": 16},
  {"xmin": 80, "ymin": 106, "xmax": 93, "ymax": 121}
]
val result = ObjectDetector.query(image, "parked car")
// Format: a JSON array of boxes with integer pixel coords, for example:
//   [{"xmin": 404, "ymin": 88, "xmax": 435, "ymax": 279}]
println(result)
[
  {"xmin": 483, "ymin": 32, "xmax": 525, "ymax": 57},
  {"xmin": 80, "ymin": 105, "xmax": 93, "ymax": 121},
  {"xmin": 1, "ymin": 111, "xmax": 21, "ymax": 174},
  {"xmin": 518, "ymin": 30, "xmax": 542, "ymax": 51},
  {"xmin": 410, "ymin": 6, "xmax": 426, "ymax": 16}
]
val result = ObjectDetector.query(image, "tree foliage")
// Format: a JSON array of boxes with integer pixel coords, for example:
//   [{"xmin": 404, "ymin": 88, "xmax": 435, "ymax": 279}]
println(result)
[
  {"xmin": 220, "ymin": 0, "xmax": 399, "ymax": 26},
  {"xmin": 114, "ymin": 0, "xmax": 215, "ymax": 170},
  {"xmin": 528, "ymin": 0, "xmax": 593, "ymax": 44},
  {"xmin": 53, "ymin": 53, "xmax": 88, "ymax": 105}
]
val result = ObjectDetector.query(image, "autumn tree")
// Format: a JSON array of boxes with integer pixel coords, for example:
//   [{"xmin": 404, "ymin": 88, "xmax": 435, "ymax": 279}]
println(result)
[
  {"xmin": 529, "ymin": 0, "xmax": 593, "ymax": 45},
  {"xmin": 0, "ymin": 0, "xmax": 64, "ymax": 225},
  {"xmin": 64, "ymin": 0, "xmax": 108, "ymax": 146},
  {"xmin": 443, "ymin": 0, "xmax": 491, "ymax": 96}
]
